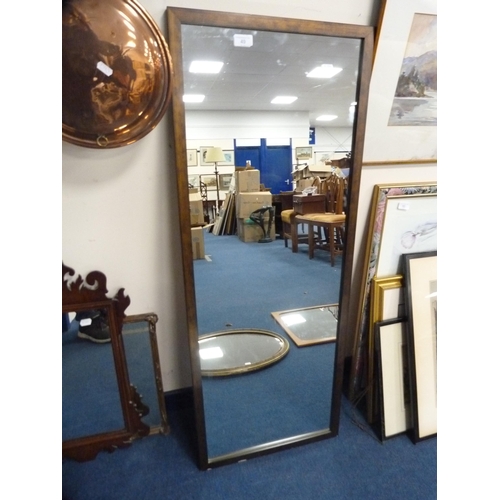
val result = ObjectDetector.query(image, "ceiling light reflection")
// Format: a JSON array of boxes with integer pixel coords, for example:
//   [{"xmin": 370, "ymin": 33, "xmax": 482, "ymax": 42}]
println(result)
[
  {"xmin": 189, "ymin": 61, "xmax": 224, "ymax": 73},
  {"xmin": 316, "ymin": 115, "xmax": 338, "ymax": 121},
  {"xmin": 199, "ymin": 346, "xmax": 224, "ymax": 360},
  {"xmin": 283, "ymin": 313, "xmax": 306, "ymax": 326},
  {"xmin": 183, "ymin": 94, "xmax": 206, "ymax": 103},
  {"xmin": 271, "ymin": 96, "xmax": 297, "ymax": 104},
  {"xmin": 307, "ymin": 64, "xmax": 342, "ymax": 79}
]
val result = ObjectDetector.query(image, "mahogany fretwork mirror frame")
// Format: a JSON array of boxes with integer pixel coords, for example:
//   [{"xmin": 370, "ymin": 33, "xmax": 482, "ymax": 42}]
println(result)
[
  {"xmin": 166, "ymin": 7, "xmax": 373, "ymax": 470},
  {"xmin": 62, "ymin": 263, "xmax": 149, "ymax": 461}
]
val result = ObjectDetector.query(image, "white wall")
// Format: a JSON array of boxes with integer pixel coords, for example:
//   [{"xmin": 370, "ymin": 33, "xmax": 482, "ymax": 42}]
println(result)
[
  {"xmin": 186, "ymin": 110, "xmax": 310, "ymax": 140},
  {"xmin": 62, "ymin": 0, "xmax": 438, "ymax": 393}
]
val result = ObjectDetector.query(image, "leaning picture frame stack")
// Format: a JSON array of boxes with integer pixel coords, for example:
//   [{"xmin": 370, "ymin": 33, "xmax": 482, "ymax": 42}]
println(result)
[
  {"xmin": 403, "ymin": 251, "xmax": 437, "ymax": 443},
  {"xmin": 350, "ymin": 182, "xmax": 437, "ymax": 423}
]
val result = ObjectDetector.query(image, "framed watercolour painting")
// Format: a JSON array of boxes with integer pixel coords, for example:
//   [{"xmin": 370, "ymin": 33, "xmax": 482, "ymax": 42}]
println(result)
[
  {"xmin": 350, "ymin": 182, "xmax": 437, "ymax": 407},
  {"xmin": 403, "ymin": 251, "xmax": 437, "ymax": 443},
  {"xmin": 362, "ymin": 0, "xmax": 437, "ymax": 162}
]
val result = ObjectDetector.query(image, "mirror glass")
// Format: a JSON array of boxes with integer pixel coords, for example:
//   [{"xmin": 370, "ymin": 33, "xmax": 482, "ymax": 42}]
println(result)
[
  {"xmin": 123, "ymin": 314, "xmax": 170, "ymax": 435},
  {"xmin": 63, "ymin": 308, "xmax": 124, "ymax": 441},
  {"xmin": 271, "ymin": 304, "xmax": 338, "ymax": 347},
  {"xmin": 167, "ymin": 8, "xmax": 372, "ymax": 468},
  {"xmin": 199, "ymin": 329, "xmax": 290, "ymax": 376}
]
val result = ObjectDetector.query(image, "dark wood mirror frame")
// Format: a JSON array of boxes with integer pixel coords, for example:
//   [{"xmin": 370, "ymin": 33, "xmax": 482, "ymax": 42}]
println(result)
[
  {"xmin": 62, "ymin": 263, "xmax": 150, "ymax": 461},
  {"xmin": 166, "ymin": 7, "xmax": 373, "ymax": 470}
]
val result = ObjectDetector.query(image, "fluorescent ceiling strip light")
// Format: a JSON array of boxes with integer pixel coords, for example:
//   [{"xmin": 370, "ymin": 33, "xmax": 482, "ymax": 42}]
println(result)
[
  {"xmin": 189, "ymin": 60, "xmax": 224, "ymax": 73},
  {"xmin": 307, "ymin": 64, "xmax": 342, "ymax": 78},
  {"xmin": 271, "ymin": 96, "xmax": 297, "ymax": 104},
  {"xmin": 316, "ymin": 115, "xmax": 338, "ymax": 121},
  {"xmin": 183, "ymin": 94, "xmax": 205, "ymax": 103}
]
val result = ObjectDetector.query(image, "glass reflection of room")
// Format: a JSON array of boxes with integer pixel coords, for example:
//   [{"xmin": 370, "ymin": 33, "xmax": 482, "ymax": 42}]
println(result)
[{"xmin": 168, "ymin": 7, "xmax": 373, "ymax": 469}]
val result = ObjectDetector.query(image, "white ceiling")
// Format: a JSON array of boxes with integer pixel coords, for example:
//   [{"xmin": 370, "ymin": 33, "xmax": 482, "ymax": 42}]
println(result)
[{"xmin": 180, "ymin": 25, "xmax": 362, "ymax": 128}]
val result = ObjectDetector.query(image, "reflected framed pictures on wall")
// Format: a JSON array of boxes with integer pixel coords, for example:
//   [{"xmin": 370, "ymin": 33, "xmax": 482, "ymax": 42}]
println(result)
[
  {"xmin": 295, "ymin": 147, "xmax": 312, "ymax": 160},
  {"xmin": 188, "ymin": 175, "xmax": 200, "ymax": 190},
  {"xmin": 314, "ymin": 151, "xmax": 349, "ymax": 164},
  {"xmin": 187, "ymin": 149, "xmax": 198, "ymax": 166},
  {"xmin": 200, "ymin": 147, "xmax": 213, "ymax": 166},
  {"xmin": 218, "ymin": 174, "xmax": 233, "ymax": 191},
  {"xmin": 200, "ymin": 175, "xmax": 217, "ymax": 191},
  {"xmin": 350, "ymin": 182, "xmax": 437, "ymax": 416},
  {"xmin": 403, "ymin": 251, "xmax": 437, "ymax": 443},
  {"xmin": 220, "ymin": 150, "xmax": 235, "ymax": 166}
]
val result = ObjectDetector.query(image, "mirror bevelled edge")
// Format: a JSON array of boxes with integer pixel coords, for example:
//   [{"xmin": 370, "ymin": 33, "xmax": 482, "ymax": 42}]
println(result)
[{"xmin": 166, "ymin": 7, "xmax": 373, "ymax": 470}]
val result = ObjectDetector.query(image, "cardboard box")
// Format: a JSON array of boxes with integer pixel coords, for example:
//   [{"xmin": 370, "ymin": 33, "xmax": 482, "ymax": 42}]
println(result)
[
  {"xmin": 292, "ymin": 164, "xmax": 331, "ymax": 180},
  {"xmin": 236, "ymin": 169, "xmax": 260, "ymax": 193},
  {"xmin": 237, "ymin": 218, "xmax": 276, "ymax": 243},
  {"xmin": 236, "ymin": 191, "xmax": 273, "ymax": 218},
  {"xmin": 293, "ymin": 194, "xmax": 326, "ymax": 215},
  {"xmin": 191, "ymin": 226, "xmax": 205, "ymax": 259},
  {"xmin": 296, "ymin": 179, "xmax": 315, "ymax": 192},
  {"xmin": 189, "ymin": 189, "xmax": 204, "ymax": 226}
]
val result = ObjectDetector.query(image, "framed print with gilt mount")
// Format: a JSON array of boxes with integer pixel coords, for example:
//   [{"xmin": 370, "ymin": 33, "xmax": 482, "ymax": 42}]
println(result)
[{"xmin": 62, "ymin": 0, "xmax": 173, "ymax": 148}]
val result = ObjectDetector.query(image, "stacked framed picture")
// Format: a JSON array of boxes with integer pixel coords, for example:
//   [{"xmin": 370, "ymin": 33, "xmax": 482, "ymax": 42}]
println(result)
[
  {"xmin": 402, "ymin": 251, "xmax": 437, "ymax": 443},
  {"xmin": 350, "ymin": 182, "xmax": 437, "ymax": 444},
  {"xmin": 372, "ymin": 251, "xmax": 437, "ymax": 443}
]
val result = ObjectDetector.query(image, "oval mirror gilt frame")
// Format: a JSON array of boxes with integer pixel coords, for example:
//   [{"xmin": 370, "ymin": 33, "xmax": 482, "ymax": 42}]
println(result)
[
  {"xmin": 199, "ymin": 329, "xmax": 290, "ymax": 377},
  {"xmin": 167, "ymin": 7, "xmax": 373, "ymax": 470}
]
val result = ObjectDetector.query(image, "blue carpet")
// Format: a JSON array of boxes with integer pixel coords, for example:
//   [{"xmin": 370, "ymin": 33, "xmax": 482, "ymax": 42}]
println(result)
[
  {"xmin": 62, "ymin": 232, "xmax": 436, "ymax": 498},
  {"xmin": 194, "ymin": 232, "xmax": 341, "ymax": 457},
  {"xmin": 62, "ymin": 395, "xmax": 436, "ymax": 500}
]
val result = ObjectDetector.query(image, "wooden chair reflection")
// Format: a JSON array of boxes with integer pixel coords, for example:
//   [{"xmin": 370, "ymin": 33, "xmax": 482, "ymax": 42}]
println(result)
[
  {"xmin": 280, "ymin": 191, "xmax": 310, "ymax": 250},
  {"xmin": 294, "ymin": 174, "xmax": 347, "ymax": 266}
]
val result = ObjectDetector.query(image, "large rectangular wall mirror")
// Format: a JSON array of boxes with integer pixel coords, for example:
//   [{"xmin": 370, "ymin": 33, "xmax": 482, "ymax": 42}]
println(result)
[{"xmin": 167, "ymin": 7, "xmax": 373, "ymax": 469}]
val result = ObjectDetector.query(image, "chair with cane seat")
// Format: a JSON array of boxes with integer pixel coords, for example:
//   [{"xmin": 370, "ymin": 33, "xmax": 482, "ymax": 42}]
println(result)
[
  {"xmin": 293, "ymin": 174, "xmax": 346, "ymax": 266},
  {"xmin": 280, "ymin": 191, "xmax": 311, "ymax": 250}
]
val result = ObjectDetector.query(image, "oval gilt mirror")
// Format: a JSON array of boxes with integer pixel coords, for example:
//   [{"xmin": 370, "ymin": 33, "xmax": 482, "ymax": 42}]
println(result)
[{"xmin": 167, "ymin": 8, "xmax": 373, "ymax": 469}]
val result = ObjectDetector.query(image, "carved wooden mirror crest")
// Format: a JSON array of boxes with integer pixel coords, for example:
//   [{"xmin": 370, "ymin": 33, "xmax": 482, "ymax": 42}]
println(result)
[{"xmin": 62, "ymin": 263, "xmax": 149, "ymax": 461}]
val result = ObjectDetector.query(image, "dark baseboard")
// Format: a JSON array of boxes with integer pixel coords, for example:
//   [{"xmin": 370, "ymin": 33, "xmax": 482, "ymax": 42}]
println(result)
[
  {"xmin": 342, "ymin": 355, "xmax": 352, "ymax": 396},
  {"xmin": 164, "ymin": 386, "xmax": 195, "ymax": 412}
]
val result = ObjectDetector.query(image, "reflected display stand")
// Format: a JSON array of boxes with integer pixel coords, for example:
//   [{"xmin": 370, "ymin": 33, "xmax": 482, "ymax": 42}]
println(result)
[
  {"xmin": 249, "ymin": 206, "xmax": 276, "ymax": 243},
  {"xmin": 271, "ymin": 304, "xmax": 338, "ymax": 347}
]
